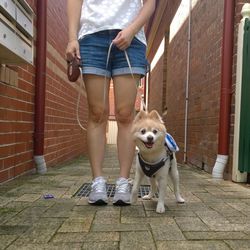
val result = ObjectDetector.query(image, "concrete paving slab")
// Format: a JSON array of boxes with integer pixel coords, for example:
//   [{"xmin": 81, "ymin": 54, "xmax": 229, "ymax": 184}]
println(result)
[
  {"xmin": 82, "ymin": 241, "xmax": 119, "ymax": 250},
  {"xmin": 184, "ymin": 231, "xmax": 248, "ymax": 240},
  {"xmin": 175, "ymin": 216, "xmax": 210, "ymax": 231},
  {"xmin": 120, "ymin": 231, "xmax": 156, "ymax": 250},
  {"xmin": 224, "ymin": 240, "xmax": 250, "ymax": 250},
  {"xmin": 0, "ymin": 235, "xmax": 18, "ymax": 250},
  {"xmin": 156, "ymin": 240, "xmax": 231, "ymax": 250},
  {"xmin": 6, "ymin": 243, "xmax": 83, "ymax": 250}
]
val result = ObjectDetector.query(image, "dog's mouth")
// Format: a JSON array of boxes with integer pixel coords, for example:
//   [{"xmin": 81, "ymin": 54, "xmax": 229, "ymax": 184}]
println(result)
[{"xmin": 143, "ymin": 141, "xmax": 154, "ymax": 149}]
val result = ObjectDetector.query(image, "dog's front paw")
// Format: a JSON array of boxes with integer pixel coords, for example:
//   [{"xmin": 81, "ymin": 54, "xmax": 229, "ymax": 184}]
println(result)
[
  {"xmin": 176, "ymin": 195, "xmax": 185, "ymax": 203},
  {"xmin": 156, "ymin": 203, "xmax": 165, "ymax": 213},
  {"xmin": 142, "ymin": 193, "xmax": 153, "ymax": 200},
  {"xmin": 142, "ymin": 195, "xmax": 152, "ymax": 200}
]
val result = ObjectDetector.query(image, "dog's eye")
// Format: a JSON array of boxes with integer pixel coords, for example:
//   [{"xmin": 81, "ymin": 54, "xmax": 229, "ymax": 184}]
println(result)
[
  {"xmin": 152, "ymin": 129, "xmax": 158, "ymax": 134},
  {"xmin": 140, "ymin": 129, "xmax": 146, "ymax": 134}
]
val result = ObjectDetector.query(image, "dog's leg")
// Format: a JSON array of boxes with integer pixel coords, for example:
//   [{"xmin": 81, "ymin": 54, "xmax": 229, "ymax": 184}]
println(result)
[
  {"xmin": 169, "ymin": 157, "xmax": 185, "ymax": 203},
  {"xmin": 156, "ymin": 175, "xmax": 167, "ymax": 213},
  {"xmin": 142, "ymin": 177, "xmax": 157, "ymax": 200},
  {"xmin": 130, "ymin": 166, "xmax": 144, "ymax": 204}
]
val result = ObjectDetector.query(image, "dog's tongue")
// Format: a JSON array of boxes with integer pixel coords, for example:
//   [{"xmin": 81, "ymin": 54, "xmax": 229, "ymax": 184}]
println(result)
[{"xmin": 145, "ymin": 142, "xmax": 153, "ymax": 148}]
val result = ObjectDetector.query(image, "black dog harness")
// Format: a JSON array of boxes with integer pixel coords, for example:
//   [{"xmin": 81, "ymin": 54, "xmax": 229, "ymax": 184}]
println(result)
[{"xmin": 138, "ymin": 152, "xmax": 173, "ymax": 178}]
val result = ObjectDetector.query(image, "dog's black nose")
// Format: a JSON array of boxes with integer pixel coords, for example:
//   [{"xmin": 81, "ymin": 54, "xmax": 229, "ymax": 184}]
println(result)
[{"xmin": 147, "ymin": 135, "xmax": 154, "ymax": 143}]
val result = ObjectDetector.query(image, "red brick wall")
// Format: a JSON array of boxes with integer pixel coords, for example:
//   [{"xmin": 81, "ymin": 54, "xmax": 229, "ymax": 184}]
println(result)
[
  {"xmin": 151, "ymin": 0, "xmax": 249, "ymax": 180},
  {"xmin": 0, "ymin": 1, "xmax": 87, "ymax": 183},
  {"xmin": 0, "ymin": 57, "xmax": 36, "ymax": 181},
  {"xmin": 160, "ymin": 0, "xmax": 224, "ymax": 172},
  {"xmin": 45, "ymin": 0, "xmax": 87, "ymax": 167}
]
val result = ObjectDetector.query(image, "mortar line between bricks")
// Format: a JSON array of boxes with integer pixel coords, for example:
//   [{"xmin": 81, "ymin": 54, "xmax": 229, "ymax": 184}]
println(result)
[
  {"xmin": 2, "ymin": 203, "xmax": 30, "ymax": 223},
  {"xmin": 194, "ymin": 208, "xmax": 231, "ymax": 227},
  {"xmin": 47, "ymin": 218, "xmax": 65, "ymax": 244},
  {"xmin": 173, "ymin": 216, "xmax": 188, "ymax": 241},
  {"xmin": 119, "ymin": 206, "xmax": 121, "ymax": 224},
  {"xmin": 182, "ymin": 230, "xmax": 250, "ymax": 241},
  {"xmin": 222, "ymin": 239, "xmax": 236, "ymax": 250},
  {"xmin": 1, "ymin": 209, "xmax": 37, "ymax": 248},
  {"xmin": 118, "ymin": 232, "xmax": 121, "ymax": 250},
  {"xmin": 141, "ymin": 198, "xmax": 157, "ymax": 249},
  {"xmin": 225, "ymin": 200, "xmax": 245, "ymax": 214},
  {"xmin": 4, "ymin": 235, "xmax": 19, "ymax": 250},
  {"xmin": 89, "ymin": 209, "xmax": 98, "ymax": 232},
  {"xmin": 141, "ymin": 200, "xmax": 158, "ymax": 248},
  {"xmin": 147, "ymin": 221, "xmax": 158, "ymax": 249}
]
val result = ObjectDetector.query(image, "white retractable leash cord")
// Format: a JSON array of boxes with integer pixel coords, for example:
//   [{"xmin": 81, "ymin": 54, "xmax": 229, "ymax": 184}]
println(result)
[{"xmin": 76, "ymin": 41, "xmax": 138, "ymax": 131}]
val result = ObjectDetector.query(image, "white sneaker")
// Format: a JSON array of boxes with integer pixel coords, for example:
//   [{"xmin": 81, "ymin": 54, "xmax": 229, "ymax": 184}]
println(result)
[
  {"xmin": 113, "ymin": 177, "xmax": 131, "ymax": 206},
  {"xmin": 88, "ymin": 177, "xmax": 108, "ymax": 205}
]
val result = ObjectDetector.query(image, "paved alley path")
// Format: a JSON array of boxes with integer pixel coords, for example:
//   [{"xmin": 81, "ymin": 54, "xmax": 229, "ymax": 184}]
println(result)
[{"xmin": 0, "ymin": 145, "xmax": 250, "ymax": 249}]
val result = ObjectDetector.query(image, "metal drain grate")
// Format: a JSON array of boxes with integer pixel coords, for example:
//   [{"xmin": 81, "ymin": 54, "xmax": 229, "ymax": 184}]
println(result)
[{"xmin": 74, "ymin": 183, "xmax": 158, "ymax": 198}]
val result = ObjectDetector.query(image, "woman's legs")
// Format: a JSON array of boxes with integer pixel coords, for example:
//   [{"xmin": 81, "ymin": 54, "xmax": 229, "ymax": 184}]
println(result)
[
  {"xmin": 113, "ymin": 74, "xmax": 141, "ymax": 178},
  {"xmin": 83, "ymin": 74, "xmax": 110, "ymax": 179}
]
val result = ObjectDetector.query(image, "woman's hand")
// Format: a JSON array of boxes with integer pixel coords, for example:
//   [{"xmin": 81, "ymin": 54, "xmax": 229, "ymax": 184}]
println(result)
[
  {"xmin": 66, "ymin": 39, "xmax": 80, "ymax": 62},
  {"xmin": 113, "ymin": 0, "xmax": 155, "ymax": 51},
  {"xmin": 112, "ymin": 27, "xmax": 135, "ymax": 50}
]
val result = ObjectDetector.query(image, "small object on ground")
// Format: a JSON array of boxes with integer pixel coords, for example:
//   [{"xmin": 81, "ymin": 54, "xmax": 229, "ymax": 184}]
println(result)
[{"xmin": 43, "ymin": 194, "xmax": 54, "ymax": 199}]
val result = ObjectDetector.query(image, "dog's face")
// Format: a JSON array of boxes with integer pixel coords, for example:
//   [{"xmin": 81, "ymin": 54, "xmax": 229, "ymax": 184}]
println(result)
[{"xmin": 132, "ymin": 110, "xmax": 166, "ymax": 153}]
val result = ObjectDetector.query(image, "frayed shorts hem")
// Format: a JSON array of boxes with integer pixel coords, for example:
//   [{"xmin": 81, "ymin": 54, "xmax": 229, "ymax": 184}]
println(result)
[{"xmin": 81, "ymin": 66, "xmax": 146, "ymax": 78}]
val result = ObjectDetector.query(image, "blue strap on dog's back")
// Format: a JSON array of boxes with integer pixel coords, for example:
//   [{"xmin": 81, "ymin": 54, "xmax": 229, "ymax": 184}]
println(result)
[{"xmin": 165, "ymin": 133, "xmax": 179, "ymax": 152}]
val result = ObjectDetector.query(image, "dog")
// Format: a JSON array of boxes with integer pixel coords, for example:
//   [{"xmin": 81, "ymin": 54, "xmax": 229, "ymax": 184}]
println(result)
[{"xmin": 130, "ymin": 110, "xmax": 185, "ymax": 213}]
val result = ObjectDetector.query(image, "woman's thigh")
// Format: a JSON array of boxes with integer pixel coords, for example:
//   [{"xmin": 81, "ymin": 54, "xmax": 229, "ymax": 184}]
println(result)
[
  {"xmin": 83, "ymin": 74, "xmax": 110, "ymax": 115},
  {"xmin": 113, "ymin": 74, "xmax": 141, "ymax": 116}
]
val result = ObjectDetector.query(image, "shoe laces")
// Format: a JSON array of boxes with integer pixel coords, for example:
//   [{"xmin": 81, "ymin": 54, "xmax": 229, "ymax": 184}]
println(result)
[
  {"xmin": 116, "ymin": 178, "xmax": 132, "ymax": 193},
  {"xmin": 91, "ymin": 177, "xmax": 106, "ymax": 193}
]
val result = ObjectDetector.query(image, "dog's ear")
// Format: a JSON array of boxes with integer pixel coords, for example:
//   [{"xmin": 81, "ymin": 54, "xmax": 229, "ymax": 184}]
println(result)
[
  {"xmin": 149, "ymin": 110, "xmax": 164, "ymax": 123},
  {"xmin": 134, "ymin": 110, "xmax": 147, "ymax": 122}
]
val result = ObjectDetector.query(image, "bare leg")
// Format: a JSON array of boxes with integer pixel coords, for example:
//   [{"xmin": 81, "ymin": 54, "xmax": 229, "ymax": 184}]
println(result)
[
  {"xmin": 113, "ymin": 74, "xmax": 140, "ymax": 178},
  {"xmin": 83, "ymin": 74, "xmax": 110, "ymax": 178}
]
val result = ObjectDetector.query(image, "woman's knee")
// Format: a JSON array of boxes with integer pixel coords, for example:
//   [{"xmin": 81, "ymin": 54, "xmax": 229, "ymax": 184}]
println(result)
[
  {"xmin": 115, "ymin": 107, "xmax": 134, "ymax": 124},
  {"xmin": 89, "ymin": 106, "xmax": 108, "ymax": 124}
]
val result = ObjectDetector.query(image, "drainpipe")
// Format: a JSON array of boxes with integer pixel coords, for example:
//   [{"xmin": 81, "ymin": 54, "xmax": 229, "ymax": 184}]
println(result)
[
  {"xmin": 145, "ymin": 68, "xmax": 150, "ymax": 111},
  {"xmin": 212, "ymin": 0, "xmax": 235, "ymax": 179},
  {"xmin": 183, "ymin": 0, "xmax": 192, "ymax": 163},
  {"xmin": 34, "ymin": 0, "xmax": 47, "ymax": 174}
]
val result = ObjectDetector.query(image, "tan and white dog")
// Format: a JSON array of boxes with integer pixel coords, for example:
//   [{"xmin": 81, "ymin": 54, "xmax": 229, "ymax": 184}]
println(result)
[{"xmin": 130, "ymin": 110, "xmax": 185, "ymax": 213}]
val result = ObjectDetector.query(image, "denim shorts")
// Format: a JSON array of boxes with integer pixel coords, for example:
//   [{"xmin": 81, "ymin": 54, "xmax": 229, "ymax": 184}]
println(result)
[{"xmin": 79, "ymin": 30, "xmax": 148, "ymax": 78}]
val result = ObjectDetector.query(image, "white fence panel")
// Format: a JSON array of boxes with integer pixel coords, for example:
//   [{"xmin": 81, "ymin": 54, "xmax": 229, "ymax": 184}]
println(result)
[{"xmin": 107, "ymin": 120, "xmax": 118, "ymax": 144}]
